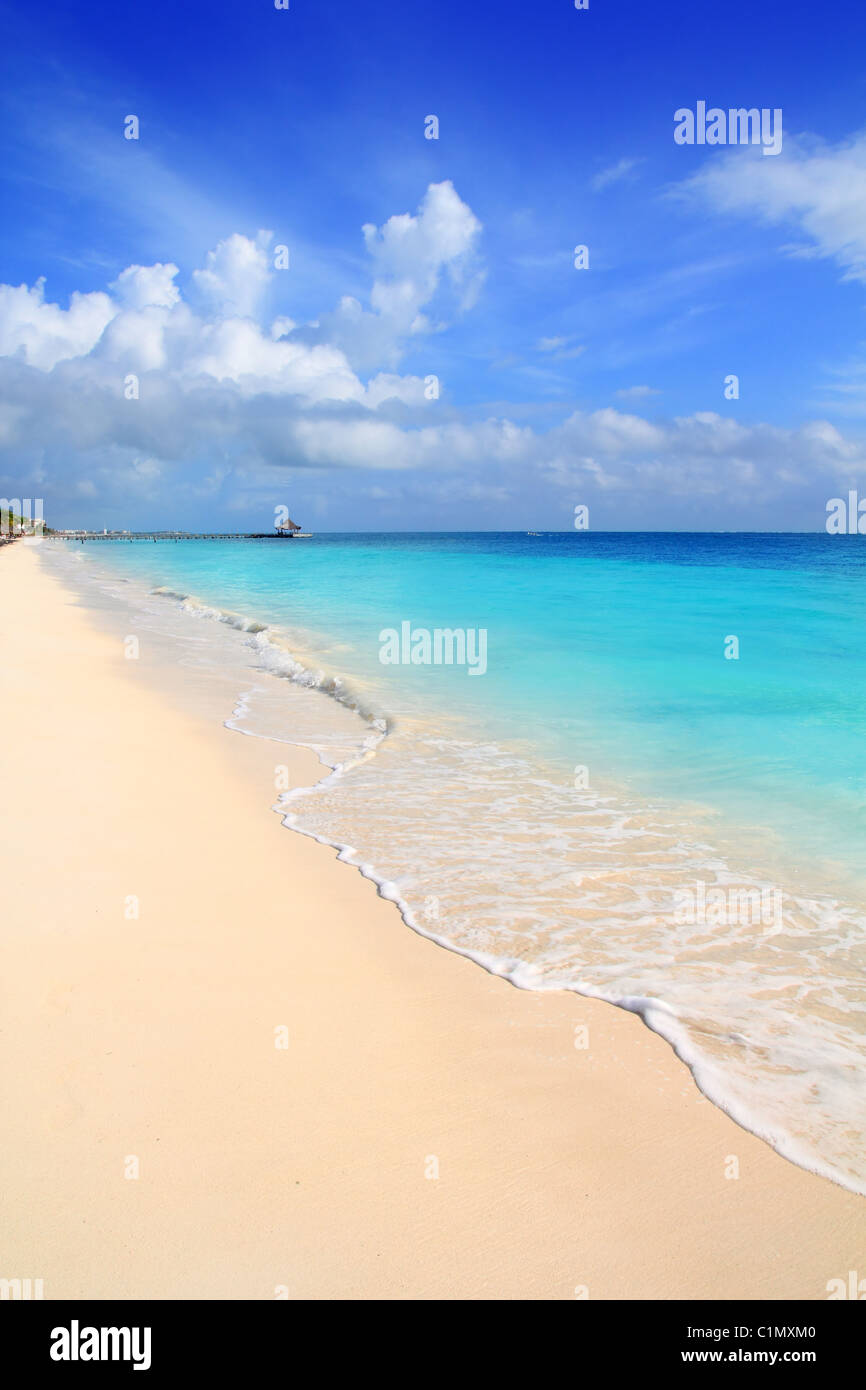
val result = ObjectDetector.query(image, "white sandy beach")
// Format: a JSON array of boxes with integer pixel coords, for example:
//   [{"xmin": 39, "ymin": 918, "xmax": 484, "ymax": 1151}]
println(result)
[{"xmin": 1, "ymin": 541, "xmax": 864, "ymax": 1300}]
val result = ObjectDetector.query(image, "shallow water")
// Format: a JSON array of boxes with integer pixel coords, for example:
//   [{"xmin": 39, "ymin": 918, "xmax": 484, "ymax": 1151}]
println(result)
[{"xmin": 41, "ymin": 532, "xmax": 866, "ymax": 1194}]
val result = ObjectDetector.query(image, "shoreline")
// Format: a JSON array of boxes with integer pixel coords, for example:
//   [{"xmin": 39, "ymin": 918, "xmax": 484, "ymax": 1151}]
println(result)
[
  {"xmin": 76, "ymin": 538, "xmax": 866, "ymax": 1201},
  {"xmin": 2, "ymin": 542, "xmax": 864, "ymax": 1299}
]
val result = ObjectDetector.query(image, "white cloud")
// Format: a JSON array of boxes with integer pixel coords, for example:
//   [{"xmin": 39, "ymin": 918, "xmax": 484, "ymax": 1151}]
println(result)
[
  {"xmin": 184, "ymin": 318, "xmax": 364, "ymax": 402},
  {"xmin": 616, "ymin": 385, "xmax": 661, "ymax": 400},
  {"xmin": 536, "ymin": 409, "xmax": 865, "ymax": 501},
  {"xmin": 675, "ymin": 131, "xmax": 866, "ymax": 284},
  {"xmin": 111, "ymin": 263, "xmax": 181, "ymax": 310},
  {"xmin": 591, "ymin": 157, "xmax": 641, "ymax": 191},
  {"xmin": 0, "ymin": 187, "xmax": 487, "ymax": 508},
  {"xmin": 192, "ymin": 231, "xmax": 273, "ymax": 317},
  {"xmin": 2, "ymin": 180, "xmax": 865, "ymax": 527},
  {"xmin": 318, "ymin": 181, "xmax": 484, "ymax": 367},
  {"xmin": 0, "ymin": 278, "xmax": 116, "ymax": 370},
  {"xmin": 0, "ymin": 203, "xmax": 461, "ymax": 406},
  {"xmin": 364, "ymin": 180, "xmax": 481, "ymax": 313},
  {"xmin": 534, "ymin": 334, "xmax": 585, "ymax": 362},
  {"xmin": 363, "ymin": 373, "xmax": 430, "ymax": 408}
]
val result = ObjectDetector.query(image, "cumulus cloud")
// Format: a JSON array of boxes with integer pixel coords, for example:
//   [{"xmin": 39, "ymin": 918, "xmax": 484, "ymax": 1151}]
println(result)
[
  {"xmin": 1, "ymin": 177, "xmax": 865, "ymax": 526},
  {"xmin": 365, "ymin": 180, "xmax": 482, "ymax": 317},
  {"xmin": 192, "ymin": 231, "xmax": 273, "ymax": 317},
  {"xmin": 0, "ymin": 196, "xmax": 475, "ymax": 409},
  {"xmin": 0, "ymin": 181, "xmax": 484, "ymax": 433},
  {"xmin": 0, "ymin": 184, "xmax": 490, "ymax": 513},
  {"xmin": 111, "ymin": 263, "xmax": 181, "ymax": 311},
  {"xmin": 313, "ymin": 181, "xmax": 484, "ymax": 368},
  {"xmin": 0, "ymin": 279, "xmax": 116, "ymax": 370}
]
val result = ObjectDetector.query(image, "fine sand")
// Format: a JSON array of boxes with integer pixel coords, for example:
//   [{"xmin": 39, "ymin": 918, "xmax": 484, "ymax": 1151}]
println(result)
[{"xmin": 1, "ymin": 541, "xmax": 863, "ymax": 1300}]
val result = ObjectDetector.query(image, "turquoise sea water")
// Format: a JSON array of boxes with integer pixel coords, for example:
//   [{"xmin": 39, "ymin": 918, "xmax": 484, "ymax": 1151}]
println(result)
[{"xmin": 45, "ymin": 533, "xmax": 866, "ymax": 1193}]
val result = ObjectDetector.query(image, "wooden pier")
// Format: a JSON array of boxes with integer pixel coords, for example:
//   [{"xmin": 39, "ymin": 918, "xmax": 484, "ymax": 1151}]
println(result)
[{"xmin": 51, "ymin": 531, "xmax": 314, "ymax": 542}]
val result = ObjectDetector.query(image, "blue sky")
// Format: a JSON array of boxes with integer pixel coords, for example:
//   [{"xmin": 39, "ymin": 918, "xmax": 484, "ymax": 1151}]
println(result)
[{"xmin": 3, "ymin": 0, "xmax": 866, "ymax": 530}]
